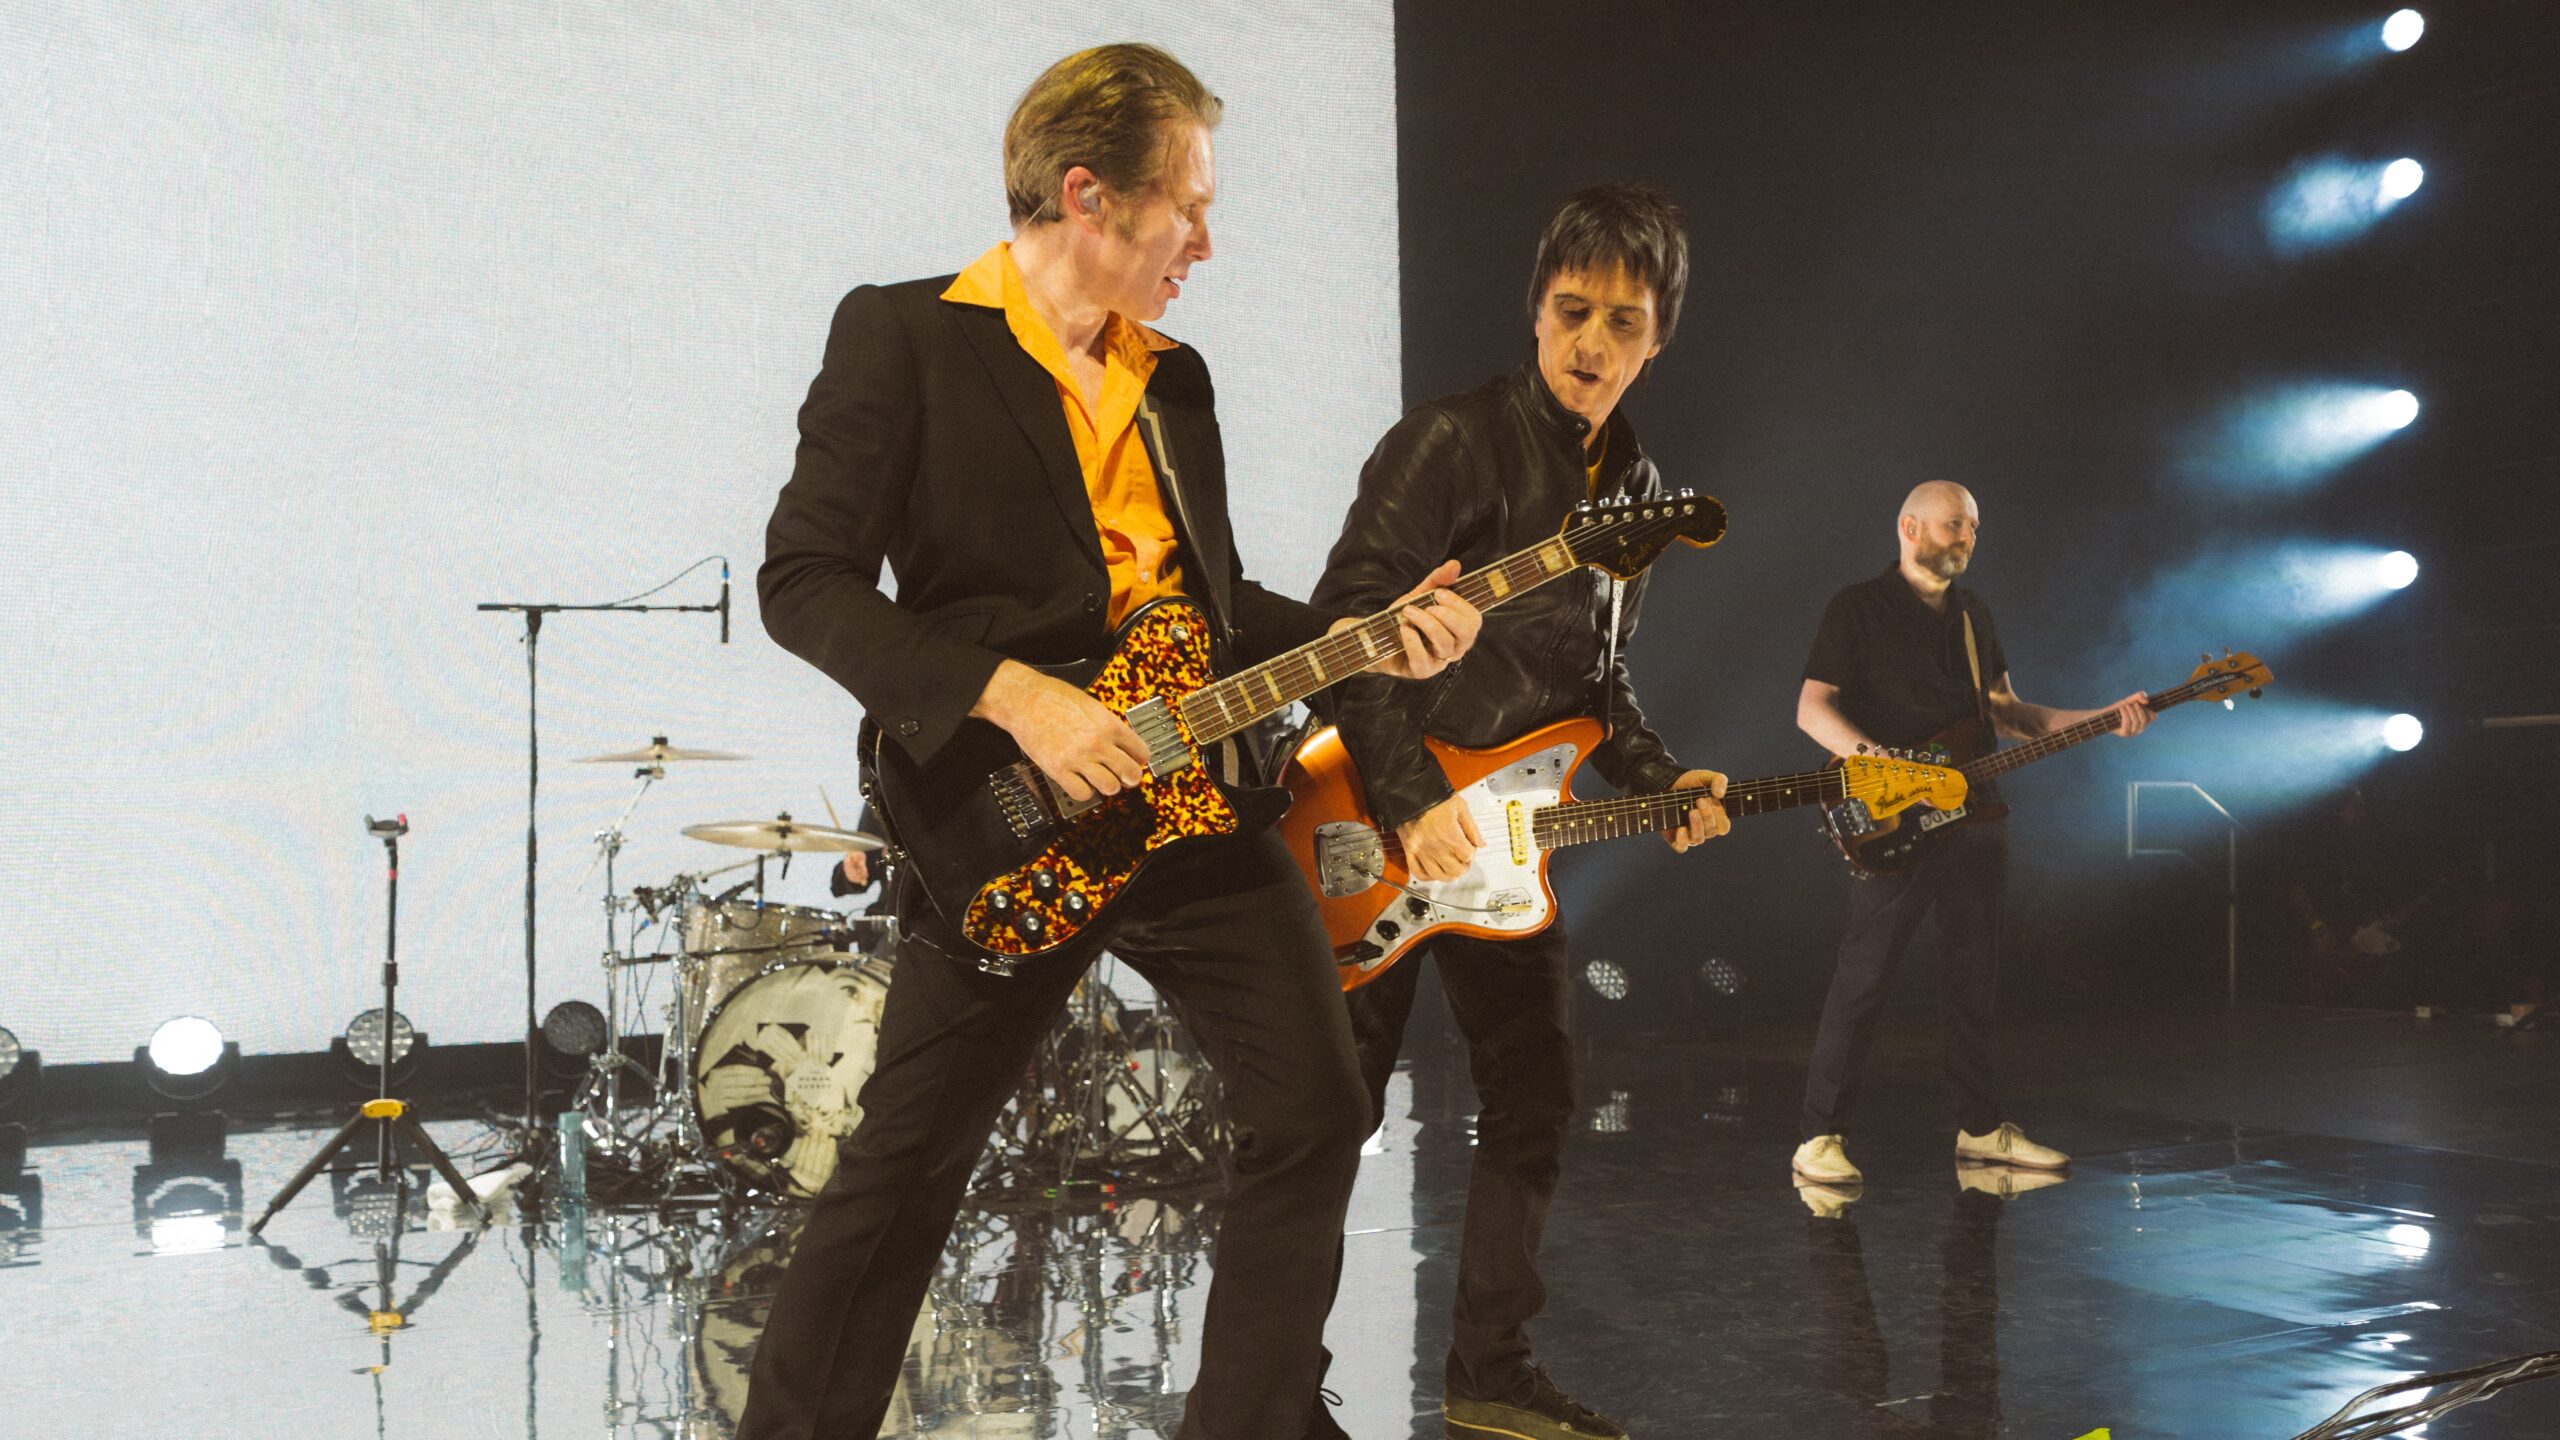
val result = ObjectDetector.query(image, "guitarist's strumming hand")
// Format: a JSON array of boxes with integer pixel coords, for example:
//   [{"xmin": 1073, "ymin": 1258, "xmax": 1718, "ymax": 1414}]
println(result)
[
  {"xmin": 1398, "ymin": 794, "xmax": 1485, "ymax": 883},
  {"xmin": 1334, "ymin": 559, "xmax": 1483, "ymax": 682},
  {"xmin": 1665, "ymin": 769, "xmax": 1732, "ymax": 853},
  {"xmin": 971, "ymin": 661, "xmax": 1153, "ymax": 805}
]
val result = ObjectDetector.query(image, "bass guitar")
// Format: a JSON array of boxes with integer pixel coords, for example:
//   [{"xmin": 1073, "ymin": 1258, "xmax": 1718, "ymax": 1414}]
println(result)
[
  {"xmin": 1280, "ymin": 717, "xmax": 1967, "ymax": 989},
  {"xmin": 1827, "ymin": 649, "xmax": 2272, "ymax": 878},
  {"xmin": 872, "ymin": 492, "xmax": 1729, "ymax": 972}
]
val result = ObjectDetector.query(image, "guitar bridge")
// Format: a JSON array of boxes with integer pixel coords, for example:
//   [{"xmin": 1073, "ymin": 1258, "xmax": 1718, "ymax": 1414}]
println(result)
[
  {"xmin": 993, "ymin": 763, "xmax": 1054, "ymax": 840},
  {"xmin": 1314, "ymin": 822, "xmax": 1387, "ymax": 898},
  {"xmin": 1916, "ymin": 804, "xmax": 1968, "ymax": 833}
]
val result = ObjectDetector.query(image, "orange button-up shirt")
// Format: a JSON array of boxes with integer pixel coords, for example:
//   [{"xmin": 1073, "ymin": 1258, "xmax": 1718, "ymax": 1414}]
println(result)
[{"xmin": 942, "ymin": 244, "xmax": 1185, "ymax": 627}]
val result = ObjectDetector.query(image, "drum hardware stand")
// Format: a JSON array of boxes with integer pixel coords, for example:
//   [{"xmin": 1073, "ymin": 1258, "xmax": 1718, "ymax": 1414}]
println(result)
[
  {"xmin": 475, "ymin": 557, "xmax": 731, "ymax": 1175},
  {"xmin": 252, "ymin": 815, "xmax": 485, "ymax": 1235},
  {"xmin": 574, "ymin": 765, "xmax": 670, "ymax": 1159}
]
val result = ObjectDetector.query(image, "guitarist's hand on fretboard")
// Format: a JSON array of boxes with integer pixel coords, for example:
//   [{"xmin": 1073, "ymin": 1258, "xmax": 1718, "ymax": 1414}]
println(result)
[
  {"xmin": 970, "ymin": 660, "xmax": 1152, "ymax": 804},
  {"xmin": 2098, "ymin": 691, "xmax": 2156, "ymax": 737},
  {"xmin": 1664, "ymin": 769, "xmax": 1731, "ymax": 852},
  {"xmin": 1338, "ymin": 558, "xmax": 1484, "ymax": 681}
]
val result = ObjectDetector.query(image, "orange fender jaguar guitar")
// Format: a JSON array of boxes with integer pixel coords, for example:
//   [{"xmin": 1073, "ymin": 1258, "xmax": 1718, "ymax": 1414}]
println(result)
[
  {"xmin": 1279, "ymin": 717, "xmax": 1967, "ymax": 990},
  {"xmin": 870, "ymin": 493, "xmax": 1728, "ymax": 973}
]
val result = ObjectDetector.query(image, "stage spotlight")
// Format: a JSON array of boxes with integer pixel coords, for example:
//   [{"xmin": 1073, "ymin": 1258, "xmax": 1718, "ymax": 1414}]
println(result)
[
  {"xmin": 2382, "ymin": 9, "xmax": 2424, "ymax": 52},
  {"xmin": 2185, "ymin": 384, "xmax": 2422, "ymax": 489},
  {"xmin": 2378, "ymin": 550, "xmax": 2419, "ymax": 590},
  {"xmin": 140, "ymin": 1017, "xmax": 238, "ymax": 1103},
  {"xmin": 1579, "ymin": 959, "xmax": 1631, "ymax": 1003},
  {"xmin": 2268, "ymin": 159, "xmax": 2428, "ymax": 251},
  {"xmin": 332, "ymin": 1008, "xmax": 426, "ymax": 1087},
  {"xmin": 541, "ymin": 1000, "xmax": 608, "ymax": 1080},
  {"xmin": 2384, "ymin": 714, "xmax": 2424, "ymax": 752}
]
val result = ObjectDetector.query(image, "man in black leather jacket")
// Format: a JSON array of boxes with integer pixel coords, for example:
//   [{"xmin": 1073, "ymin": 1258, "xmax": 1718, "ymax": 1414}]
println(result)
[{"xmin": 1306, "ymin": 186, "xmax": 1730, "ymax": 1440}]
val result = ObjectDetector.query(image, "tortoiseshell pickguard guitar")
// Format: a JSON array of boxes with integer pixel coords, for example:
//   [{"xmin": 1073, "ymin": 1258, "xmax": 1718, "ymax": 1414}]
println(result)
[{"xmin": 870, "ymin": 493, "xmax": 1728, "ymax": 973}]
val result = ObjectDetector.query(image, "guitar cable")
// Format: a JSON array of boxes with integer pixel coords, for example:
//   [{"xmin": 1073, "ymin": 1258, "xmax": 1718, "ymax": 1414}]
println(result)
[{"xmin": 1343, "ymin": 860, "xmax": 1523, "ymax": 918}]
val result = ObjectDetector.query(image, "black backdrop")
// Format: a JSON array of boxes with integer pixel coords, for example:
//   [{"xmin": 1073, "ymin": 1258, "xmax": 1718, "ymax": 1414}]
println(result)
[{"xmin": 1389, "ymin": 0, "xmax": 2560, "ymax": 1014}]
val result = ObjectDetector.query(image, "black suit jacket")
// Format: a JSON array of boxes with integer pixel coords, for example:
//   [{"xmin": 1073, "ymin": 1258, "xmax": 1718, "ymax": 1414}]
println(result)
[{"xmin": 761, "ymin": 275, "xmax": 1343, "ymax": 769}]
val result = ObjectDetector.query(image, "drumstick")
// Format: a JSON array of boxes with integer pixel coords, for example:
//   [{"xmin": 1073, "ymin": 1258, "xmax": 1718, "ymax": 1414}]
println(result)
[{"xmin": 818, "ymin": 785, "xmax": 843, "ymax": 830}]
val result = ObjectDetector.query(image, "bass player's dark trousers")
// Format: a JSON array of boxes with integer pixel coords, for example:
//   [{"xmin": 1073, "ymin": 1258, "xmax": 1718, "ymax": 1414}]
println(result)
[
  {"xmin": 736, "ymin": 830, "xmax": 1371, "ymax": 1440},
  {"xmin": 1801, "ymin": 822, "xmax": 2006, "ymax": 1140},
  {"xmin": 1341, "ymin": 921, "xmax": 1576, "ymax": 1399}
]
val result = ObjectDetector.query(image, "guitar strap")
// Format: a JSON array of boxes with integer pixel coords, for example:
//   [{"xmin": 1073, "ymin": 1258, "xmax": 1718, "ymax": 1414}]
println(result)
[
  {"xmin": 1136, "ymin": 390, "xmax": 1249, "ymax": 788},
  {"xmin": 1961, "ymin": 608, "xmax": 1992, "ymax": 728},
  {"xmin": 1600, "ymin": 573, "xmax": 1624, "ymax": 741}
]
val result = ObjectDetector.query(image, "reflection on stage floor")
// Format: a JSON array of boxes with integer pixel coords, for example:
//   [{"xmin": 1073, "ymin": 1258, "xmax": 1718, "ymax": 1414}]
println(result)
[{"xmin": 6, "ymin": 1003, "xmax": 2560, "ymax": 1438}]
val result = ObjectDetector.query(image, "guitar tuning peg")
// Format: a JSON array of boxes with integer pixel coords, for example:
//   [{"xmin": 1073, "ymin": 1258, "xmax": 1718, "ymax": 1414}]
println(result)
[{"xmin": 2201, "ymin": 652, "xmax": 2211, "ymax": 664}]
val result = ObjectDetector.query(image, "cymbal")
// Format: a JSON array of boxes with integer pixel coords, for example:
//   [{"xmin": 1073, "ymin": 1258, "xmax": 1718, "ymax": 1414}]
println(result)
[
  {"xmin": 682, "ymin": 816, "xmax": 883, "ymax": 854},
  {"xmin": 580, "ymin": 735, "xmax": 750, "ymax": 763}
]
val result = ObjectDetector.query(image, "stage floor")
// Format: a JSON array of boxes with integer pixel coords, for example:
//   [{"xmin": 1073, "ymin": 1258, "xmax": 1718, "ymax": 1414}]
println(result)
[{"xmin": 7, "ymin": 1003, "xmax": 2559, "ymax": 1438}]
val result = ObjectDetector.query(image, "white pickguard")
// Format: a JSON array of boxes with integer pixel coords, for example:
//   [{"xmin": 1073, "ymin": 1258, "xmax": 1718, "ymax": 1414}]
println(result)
[{"xmin": 1331, "ymin": 742, "xmax": 1576, "ymax": 976}]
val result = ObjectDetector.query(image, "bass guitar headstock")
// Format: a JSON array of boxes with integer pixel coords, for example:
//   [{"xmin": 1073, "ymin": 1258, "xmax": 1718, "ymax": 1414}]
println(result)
[
  {"xmin": 1559, "ymin": 491, "xmax": 1728, "ymax": 580},
  {"xmin": 1839, "ymin": 750, "xmax": 1968, "ymax": 820},
  {"xmin": 2179, "ymin": 650, "xmax": 2273, "ymax": 708}
]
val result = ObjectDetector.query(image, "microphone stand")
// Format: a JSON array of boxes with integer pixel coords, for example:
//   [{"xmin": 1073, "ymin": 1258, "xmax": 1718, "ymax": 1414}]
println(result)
[{"xmin": 476, "ymin": 560, "xmax": 728, "ymax": 1181}]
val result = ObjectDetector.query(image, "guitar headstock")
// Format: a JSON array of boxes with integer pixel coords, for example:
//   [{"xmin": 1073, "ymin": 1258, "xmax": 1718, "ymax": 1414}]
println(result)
[
  {"xmin": 1559, "ymin": 491, "xmax": 1728, "ymax": 580},
  {"xmin": 1839, "ymin": 751, "xmax": 1968, "ymax": 818},
  {"xmin": 2179, "ymin": 650, "xmax": 2273, "ymax": 707}
]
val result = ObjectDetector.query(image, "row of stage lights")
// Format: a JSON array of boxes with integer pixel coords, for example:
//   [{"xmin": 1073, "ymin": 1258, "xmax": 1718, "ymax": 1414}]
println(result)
[
  {"xmin": 2361, "ymin": 10, "xmax": 2424, "ymax": 758},
  {"xmin": 2271, "ymin": 12, "xmax": 2428, "ymax": 760}
]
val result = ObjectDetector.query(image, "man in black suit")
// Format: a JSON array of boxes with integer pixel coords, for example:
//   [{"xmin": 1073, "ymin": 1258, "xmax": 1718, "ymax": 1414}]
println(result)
[{"xmin": 740, "ymin": 44, "xmax": 1480, "ymax": 1440}]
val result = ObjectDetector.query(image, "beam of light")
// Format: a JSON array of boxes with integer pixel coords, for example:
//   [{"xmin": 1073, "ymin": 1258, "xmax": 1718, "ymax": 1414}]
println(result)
[
  {"xmin": 2382, "ymin": 9, "xmax": 2425, "ymax": 51},
  {"xmin": 2178, "ymin": 384, "xmax": 2422, "ymax": 490},
  {"xmin": 2384, "ymin": 713, "xmax": 2425, "ymax": 752},
  {"xmin": 2122, "ymin": 543, "xmax": 2424, "ymax": 653},
  {"xmin": 2267, "ymin": 157, "xmax": 2427, "ymax": 252},
  {"xmin": 2379, "ymin": 550, "xmax": 2419, "ymax": 589}
]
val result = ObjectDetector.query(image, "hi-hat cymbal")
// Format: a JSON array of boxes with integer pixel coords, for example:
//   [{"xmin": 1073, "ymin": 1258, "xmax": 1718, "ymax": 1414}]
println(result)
[
  {"xmin": 580, "ymin": 735, "xmax": 750, "ymax": 763},
  {"xmin": 682, "ymin": 815, "xmax": 882, "ymax": 854}
]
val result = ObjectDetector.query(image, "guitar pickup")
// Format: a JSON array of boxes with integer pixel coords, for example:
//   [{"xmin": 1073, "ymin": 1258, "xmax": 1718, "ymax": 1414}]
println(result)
[{"xmin": 1125, "ymin": 696, "xmax": 1193, "ymax": 778}]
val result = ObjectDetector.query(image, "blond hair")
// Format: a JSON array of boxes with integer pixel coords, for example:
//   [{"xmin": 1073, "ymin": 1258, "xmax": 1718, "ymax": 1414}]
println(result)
[{"xmin": 1004, "ymin": 44, "xmax": 1222, "ymax": 227}]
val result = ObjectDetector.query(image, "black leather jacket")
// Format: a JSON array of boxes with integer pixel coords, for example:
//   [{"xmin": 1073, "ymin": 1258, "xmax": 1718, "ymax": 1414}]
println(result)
[{"xmin": 1311, "ymin": 362, "xmax": 1686, "ymax": 833}]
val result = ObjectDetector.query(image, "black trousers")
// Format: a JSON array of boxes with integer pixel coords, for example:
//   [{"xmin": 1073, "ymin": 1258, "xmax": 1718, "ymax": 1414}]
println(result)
[
  {"xmin": 1800, "ymin": 822, "xmax": 2006, "ymax": 1140},
  {"xmin": 736, "ymin": 831, "xmax": 1371, "ymax": 1440},
  {"xmin": 1341, "ymin": 922, "xmax": 1576, "ymax": 1399}
]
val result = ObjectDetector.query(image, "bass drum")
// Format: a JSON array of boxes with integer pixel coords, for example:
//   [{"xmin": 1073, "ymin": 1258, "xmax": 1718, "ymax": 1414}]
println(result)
[{"xmin": 691, "ymin": 954, "xmax": 894, "ymax": 1198}]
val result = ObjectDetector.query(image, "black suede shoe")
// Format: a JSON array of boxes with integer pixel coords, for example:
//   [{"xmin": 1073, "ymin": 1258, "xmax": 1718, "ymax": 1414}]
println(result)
[
  {"xmin": 1443, "ymin": 1366, "xmax": 1628, "ymax": 1440},
  {"xmin": 1305, "ymin": 1385, "xmax": 1353, "ymax": 1440}
]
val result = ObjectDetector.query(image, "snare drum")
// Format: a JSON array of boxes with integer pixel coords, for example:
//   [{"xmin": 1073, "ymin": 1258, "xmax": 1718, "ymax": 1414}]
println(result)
[
  {"xmin": 681, "ymin": 899, "xmax": 851, "ymax": 1039},
  {"xmin": 691, "ymin": 954, "xmax": 894, "ymax": 1197}
]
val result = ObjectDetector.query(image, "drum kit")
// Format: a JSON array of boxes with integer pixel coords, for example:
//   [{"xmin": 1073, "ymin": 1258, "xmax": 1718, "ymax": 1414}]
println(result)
[{"xmin": 556, "ymin": 736, "xmax": 1227, "ymax": 1207}]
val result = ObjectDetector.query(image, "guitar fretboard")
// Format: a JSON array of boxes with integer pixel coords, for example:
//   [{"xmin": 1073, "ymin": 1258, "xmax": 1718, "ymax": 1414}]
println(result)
[
  {"xmin": 1530, "ymin": 767, "xmax": 1855, "ymax": 849},
  {"xmin": 1961, "ymin": 673, "xmax": 2220, "ymax": 783},
  {"xmin": 1175, "ymin": 539, "xmax": 1578, "ymax": 746}
]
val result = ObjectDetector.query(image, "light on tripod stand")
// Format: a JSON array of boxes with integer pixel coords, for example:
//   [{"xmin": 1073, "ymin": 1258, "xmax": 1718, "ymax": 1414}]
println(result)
[
  {"xmin": 0, "ymin": 1027, "xmax": 39, "ymax": 1179},
  {"xmin": 334, "ymin": 1009, "xmax": 426, "ymax": 1087},
  {"xmin": 541, "ymin": 1001, "xmax": 608, "ymax": 1079},
  {"xmin": 140, "ymin": 1017, "xmax": 236, "ymax": 1163}
]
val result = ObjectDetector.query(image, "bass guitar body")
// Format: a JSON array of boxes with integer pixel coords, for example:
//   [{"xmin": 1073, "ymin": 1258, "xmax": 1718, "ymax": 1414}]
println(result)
[
  {"xmin": 871, "ymin": 598, "xmax": 1287, "ymax": 972},
  {"xmin": 1825, "ymin": 716, "xmax": 2010, "ymax": 879},
  {"xmin": 1280, "ymin": 720, "xmax": 1601, "ymax": 989}
]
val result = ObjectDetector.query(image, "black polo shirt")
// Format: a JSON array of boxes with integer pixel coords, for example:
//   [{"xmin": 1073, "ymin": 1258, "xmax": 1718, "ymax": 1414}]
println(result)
[{"xmin": 1803, "ymin": 564, "xmax": 2007, "ymax": 751}]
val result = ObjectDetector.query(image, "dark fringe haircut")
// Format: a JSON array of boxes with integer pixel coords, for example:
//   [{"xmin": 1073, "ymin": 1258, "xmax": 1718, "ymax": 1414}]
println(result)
[{"xmin": 1525, "ymin": 184, "xmax": 1690, "ymax": 348}]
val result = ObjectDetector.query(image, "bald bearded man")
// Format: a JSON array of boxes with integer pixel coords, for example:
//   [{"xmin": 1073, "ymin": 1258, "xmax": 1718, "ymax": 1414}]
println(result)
[{"xmin": 1789, "ymin": 481, "xmax": 2151, "ymax": 1188}]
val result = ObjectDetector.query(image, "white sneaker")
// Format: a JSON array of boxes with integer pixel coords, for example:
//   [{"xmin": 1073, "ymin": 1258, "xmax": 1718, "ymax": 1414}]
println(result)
[
  {"xmin": 1954, "ymin": 1122, "xmax": 2069, "ymax": 1170},
  {"xmin": 1792, "ymin": 1134, "xmax": 1862, "ymax": 1185},
  {"xmin": 1956, "ymin": 1162, "xmax": 2070, "ymax": 1199},
  {"xmin": 1795, "ymin": 1175, "xmax": 1864, "ymax": 1218}
]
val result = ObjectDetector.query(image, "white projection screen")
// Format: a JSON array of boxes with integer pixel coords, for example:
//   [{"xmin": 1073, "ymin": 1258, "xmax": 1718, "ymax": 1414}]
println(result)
[{"xmin": 0, "ymin": 3, "xmax": 1402, "ymax": 1064}]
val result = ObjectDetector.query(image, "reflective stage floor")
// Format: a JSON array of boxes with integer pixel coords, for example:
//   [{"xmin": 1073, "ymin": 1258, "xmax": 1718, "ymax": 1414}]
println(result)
[{"xmin": 7, "ymin": 1002, "xmax": 2560, "ymax": 1438}]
